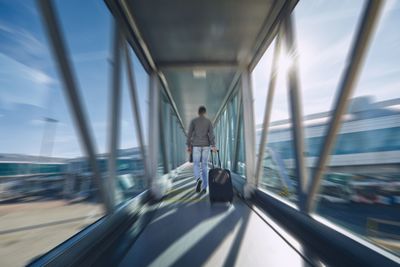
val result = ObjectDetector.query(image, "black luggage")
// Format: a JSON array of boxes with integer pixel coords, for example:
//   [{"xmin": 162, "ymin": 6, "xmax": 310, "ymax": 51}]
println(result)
[
  {"xmin": 189, "ymin": 146, "xmax": 193, "ymax": 163},
  {"xmin": 208, "ymin": 150, "xmax": 233, "ymax": 203}
]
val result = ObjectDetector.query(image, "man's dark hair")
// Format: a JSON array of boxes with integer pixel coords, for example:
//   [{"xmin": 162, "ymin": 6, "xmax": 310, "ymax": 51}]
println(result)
[{"xmin": 198, "ymin": 106, "xmax": 206, "ymax": 115}]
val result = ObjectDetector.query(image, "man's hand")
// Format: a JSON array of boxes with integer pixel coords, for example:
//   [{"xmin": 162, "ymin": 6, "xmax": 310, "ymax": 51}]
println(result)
[
  {"xmin": 187, "ymin": 146, "xmax": 192, "ymax": 153},
  {"xmin": 211, "ymin": 146, "xmax": 218, "ymax": 153}
]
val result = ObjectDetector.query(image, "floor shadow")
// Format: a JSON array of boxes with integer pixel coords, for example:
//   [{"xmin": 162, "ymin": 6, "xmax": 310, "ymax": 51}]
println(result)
[
  {"xmin": 222, "ymin": 202, "xmax": 252, "ymax": 267},
  {"xmin": 172, "ymin": 201, "xmax": 251, "ymax": 267},
  {"xmin": 120, "ymin": 165, "xmax": 254, "ymax": 267}
]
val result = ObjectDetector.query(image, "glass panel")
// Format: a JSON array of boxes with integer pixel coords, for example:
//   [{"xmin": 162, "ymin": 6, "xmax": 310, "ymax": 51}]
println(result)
[
  {"xmin": 56, "ymin": 0, "xmax": 112, "ymax": 154},
  {"xmin": 254, "ymin": 36, "xmax": 297, "ymax": 202},
  {"xmin": 293, "ymin": 0, "xmax": 364, "ymax": 187},
  {"xmin": 157, "ymin": 98, "xmax": 166, "ymax": 177},
  {"xmin": 313, "ymin": 0, "xmax": 400, "ymax": 256},
  {"xmin": 128, "ymin": 48, "xmax": 149, "ymax": 147},
  {"xmin": 252, "ymin": 39, "xmax": 276, "ymax": 153},
  {"xmin": 114, "ymin": 53, "xmax": 146, "ymax": 205},
  {"xmin": 227, "ymin": 93, "xmax": 238, "ymax": 170},
  {"xmin": 0, "ymin": 1, "xmax": 105, "ymax": 265}
]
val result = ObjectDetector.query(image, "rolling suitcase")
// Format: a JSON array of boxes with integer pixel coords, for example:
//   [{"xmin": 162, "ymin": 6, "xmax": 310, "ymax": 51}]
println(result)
[{"xmin": 208, "ymin": 150, "xmax": 233, "ymax": 203}]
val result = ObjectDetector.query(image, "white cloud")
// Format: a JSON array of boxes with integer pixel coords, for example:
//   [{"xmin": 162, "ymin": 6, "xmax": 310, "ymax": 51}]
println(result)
[
  {"xmin": 24, "ymin": 65, "xmax": 55, "ymax": 86},
  {"xmin": 0, "ymin": 53, "xmax": 54, "ymax": 107},
  {"xmin": 0, "ymin": 20, "xmax": 47, "ymax": 58}
]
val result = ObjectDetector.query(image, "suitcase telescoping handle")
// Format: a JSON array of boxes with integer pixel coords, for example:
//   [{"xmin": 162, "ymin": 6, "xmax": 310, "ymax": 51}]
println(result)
[{"xmin": 210, "ymin": 149, "xmax": 222, "ymax": 169}]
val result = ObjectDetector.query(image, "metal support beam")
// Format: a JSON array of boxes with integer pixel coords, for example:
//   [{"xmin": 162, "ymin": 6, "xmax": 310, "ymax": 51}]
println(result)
[
  {"xmin": 170, "ymin": 111, "xmax": 177, "ymax": 169},
  {"xmin": 148, "ymin": 72, "xmax": 161, "ymax": 199},
  {"xmin": 159, "ymin": 100, "xmax": 169, "ymax": 174},
  {"xmin": 233, "ymin": 90, "xmax": 243, "ymax": 173},
  {"xmin": 306, "ymin": 0, "xmax": 384, "ymax": 212},
  {"xmin": 284, "ymin": 13, "xmax": 308, "ymax": 211},
  {"xmin": 124, "ymin": 41, "xmax": 148, "ymax": 181},
  {"xmin": 119, "ymin": 0, "xmax": 157, "ymax": 71},
  {"xmin": 37, "ymin": 0, "xmax": 113, "ymax": 213},
  {"xmin": 227, "ymin": 101, "xmax": 234, "ymax": 169},
  {"xmin": 107, "ymin": 23, "xmax": 122, "ymax": 207},
  {"xmin": 241, "ymin": 70, "xmax": 257, "ymax": 198},
  {"xmin": 255, "ymin": 32, "xmax": 282, "ymax": 187}
]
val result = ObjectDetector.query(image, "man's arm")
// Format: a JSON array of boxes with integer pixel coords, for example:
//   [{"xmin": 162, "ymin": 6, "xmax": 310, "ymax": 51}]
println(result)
[
  {"xmin": 208, "ymin": 121, "xmax": 216, "ymax": 150},
  {"xmin": 186, "ymin": 120, "xmax": 194, "ymax": 148}
]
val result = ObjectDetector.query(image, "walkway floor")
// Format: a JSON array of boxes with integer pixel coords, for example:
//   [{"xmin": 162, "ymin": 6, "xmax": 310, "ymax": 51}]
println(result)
[{"xmin": 119, "ymin": 165, "xmax": 309, "ymax": 267}]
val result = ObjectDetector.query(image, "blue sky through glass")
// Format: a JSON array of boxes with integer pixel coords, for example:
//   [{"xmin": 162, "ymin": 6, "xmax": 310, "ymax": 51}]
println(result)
[
  {"xmin": 0, "ymin": 0, "xmax": 399, "ymax": 157},
  {"xmin": 252, "ymin": 0, "xmax": 400, "ymax": 124},
  {"xmin": 0, "ymin": 0, "xmax": 148, "ymax": 158}
]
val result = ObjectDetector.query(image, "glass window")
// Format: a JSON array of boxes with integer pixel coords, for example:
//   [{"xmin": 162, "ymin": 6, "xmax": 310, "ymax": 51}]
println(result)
[
  {"xmin": 0, "ymin": 1, "xmax": 106, "ymax": 265},
  {"xmin": 312, "ymin": 0, "xmax": 400, "ymax": 257},
  {"xmin": 236, "ymin": 102, "xmax": 246, "ymax": 178},
  {"xmin": 252, "ymin": 38, "xmax": 276, "ymax": 153},
  {"xmin": 114, "ymin": 48, "xmax": 147, "ymax": 205},
  {"xmin": 252, "ymin": 36, "xmax": 297, "ymax": 203}
]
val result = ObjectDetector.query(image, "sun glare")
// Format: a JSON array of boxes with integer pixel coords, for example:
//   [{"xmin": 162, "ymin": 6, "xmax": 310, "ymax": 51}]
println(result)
[{"xmin": 278, "ymin": 51, "xmax": 295, "ymax": 74}]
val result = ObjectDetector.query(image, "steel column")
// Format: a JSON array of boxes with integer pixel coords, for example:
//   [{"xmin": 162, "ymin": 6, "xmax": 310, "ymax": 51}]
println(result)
[
  {"xmin": 233, "ymin": 90, "xmax": 243, "ymax": 173},
  {"xmin": 107, "ymin": 22, "xmax": 122, "ymax": 207},
  {"xmin": 148, "ymin": 72, "xmax": 161, "ymax": 198},
  {"xmin": 159, "ymin": 99, "xmax": 169, "ymax": 174},
  {"xmin": 241, "ymin": 70, "xmax": 257, "ymax": 198},
  {"xmin": 284, "ymin": 14, "xmax": 308, "ymax": 211}
]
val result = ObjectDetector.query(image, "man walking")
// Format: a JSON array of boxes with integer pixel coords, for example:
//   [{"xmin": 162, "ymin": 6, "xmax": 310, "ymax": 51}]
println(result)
[{"xmin": 187, "ymin": 106, "xmax": 217, "ymax": 194}]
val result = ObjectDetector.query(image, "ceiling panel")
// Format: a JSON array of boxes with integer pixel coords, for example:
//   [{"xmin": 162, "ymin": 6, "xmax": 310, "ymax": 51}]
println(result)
[
  {"xmin": 115, "ymin": 0, "xmax": 289, "ymax": 130},
  {"xmin": 163, "ymin": 68, "xmax": 236, "ymax": 129}
]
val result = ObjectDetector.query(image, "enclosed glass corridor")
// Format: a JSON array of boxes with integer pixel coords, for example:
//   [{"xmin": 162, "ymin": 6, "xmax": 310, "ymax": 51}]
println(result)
[{"xmin": 0, "ymin": 0, "xmax": 399, "ymax": 266}]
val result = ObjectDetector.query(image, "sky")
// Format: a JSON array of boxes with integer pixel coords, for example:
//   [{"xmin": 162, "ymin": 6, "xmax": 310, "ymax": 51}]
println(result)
[
  {"xmin": 0, "ymin": 0, "xmax": 149, "ymax": 158},
  {"xmin": 252, "ymin": 0, "xmax": 400, "ymax": 124},
  {"xmin": 0, "ymin": 0, "xmax": 399, "ymax": 158}
]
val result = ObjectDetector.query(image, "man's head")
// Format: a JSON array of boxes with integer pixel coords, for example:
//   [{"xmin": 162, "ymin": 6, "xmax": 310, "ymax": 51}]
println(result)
[{"xmin": 198, "ymin": 106, "xmax": 206, "ymax": 116}]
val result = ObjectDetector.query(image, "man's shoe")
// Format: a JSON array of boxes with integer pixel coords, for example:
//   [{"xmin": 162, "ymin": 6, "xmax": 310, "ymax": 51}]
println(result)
[
  {"xmin": 201, "ymin": 188, "xmax": 207, "ymax": 194},
  {"xmin": 196, "ymin": 178, "xmax": 202, "ymax": 192}
]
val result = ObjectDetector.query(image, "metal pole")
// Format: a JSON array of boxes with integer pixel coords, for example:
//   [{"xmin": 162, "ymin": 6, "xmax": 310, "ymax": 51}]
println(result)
[
  {"xmin": 233, "ymin": 89, "xmax": 242, "ymax": 173},
  {"xmin": 306, "ymin": 0, "xmax": 384, "ymax": 212},
  {"xmin": 284, "ymin": 13, "xmax": 308, "ymax": 211},
  {"xmin": 241, "ymin": 70, "xmax": 257, "ymax": 198},
  {"xmin": 107, "ymin": 22, "xmax": 122, "ymax": 207},
  {"xmin": 255, "ymin": 32, "xmax": 282, "ymax": 187},
  {"xmin": 148, "ymin": 72, "xmax": 161, "ymax": 198},
  {"xmin": 124, "ymin": 42, "xmax": 148, "ymax": 179},
  {"xmin": 227, "ymin": 102, "xmax": 234, "ymax": 168},
  {"xmin": 170, "ymin": 111, "xmax": 177, "ymax": 169},
  {"xmin": 37, "ymin": 0, "xmax": 113, "ymax": 213},
  {"xmin": 159, "ymin": 99, "xmax": 169, "ymax": 174}
]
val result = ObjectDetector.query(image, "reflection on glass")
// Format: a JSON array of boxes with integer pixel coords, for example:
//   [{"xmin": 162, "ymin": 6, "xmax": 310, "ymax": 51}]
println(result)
[
  {"xmin": 316, "ymin": 97, "xmax": 400, "ymax": 258},
  {"xmin": 290, "ymin": 0, "xmax": 400, "ymax": 257},
  {"xmin": 315, "ymin": 0, "xmax": 400, "ymax": 255},
  {"xmin": 254, "ymin": 37, "xmax": 297, "ymax": 203}
]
